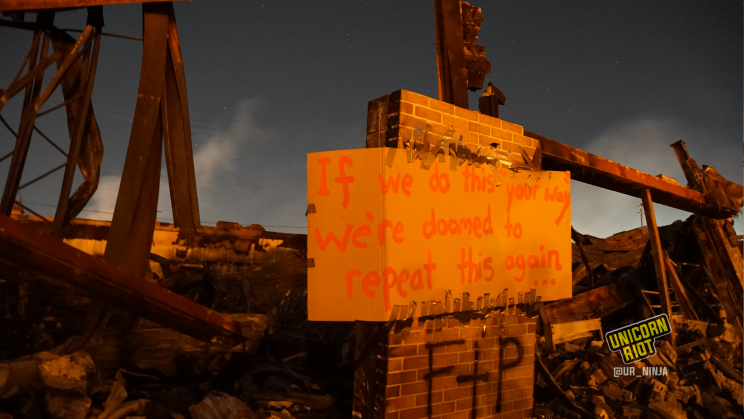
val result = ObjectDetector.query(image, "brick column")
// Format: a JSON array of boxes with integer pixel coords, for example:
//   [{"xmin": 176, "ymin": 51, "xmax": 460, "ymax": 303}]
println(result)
[{"xmin": 354, "ymin": 312, "xmax": 537, "ymax": 419}]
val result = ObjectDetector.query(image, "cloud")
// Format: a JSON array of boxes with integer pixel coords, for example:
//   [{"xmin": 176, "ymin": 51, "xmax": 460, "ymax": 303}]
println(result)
[
  {"xmin": 84, "ymin": 175, "xmax": 121, "ymax": 220},
  {"xmin": 193, "ymin": 99, "xmax": 262, "ymax": 189},
  {"xmin": 569, "ymin": 116, "xmax": 736, "ymax": 238}
]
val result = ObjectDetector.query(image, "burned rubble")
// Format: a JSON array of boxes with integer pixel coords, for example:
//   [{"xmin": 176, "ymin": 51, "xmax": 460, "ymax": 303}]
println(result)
[
  {"xmin": 0, "ymin": 214, "xmax": 353, "ymax": 419},
  {"xmin": 533, "ymin": 215, "xmax": 743, "ymax": 419},
  {"xmin": 0, "ymin": 0, "xmax": 742, "ymax": 418}
]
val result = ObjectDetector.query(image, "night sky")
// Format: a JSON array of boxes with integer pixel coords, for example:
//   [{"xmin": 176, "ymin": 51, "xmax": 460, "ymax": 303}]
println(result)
[{"xmin": 0, "ymin": 0, "xmax": 741, "ymax": 237}]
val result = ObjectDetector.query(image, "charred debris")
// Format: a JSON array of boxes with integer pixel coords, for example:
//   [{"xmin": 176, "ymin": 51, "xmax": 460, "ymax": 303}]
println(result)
[{"xmin": 0, "ymin": 0, "xmax": 742, "ymax": 418}]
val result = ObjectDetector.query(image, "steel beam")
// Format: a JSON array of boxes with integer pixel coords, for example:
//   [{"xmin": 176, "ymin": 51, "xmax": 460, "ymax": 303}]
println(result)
[
  {"xmin": 0, "ymin": 213, "xmax": 244, "ymax": 345},
  {"xmin": 162, "ymin": 6, "xmax": 201, "ymax": 234},
  {"xmin": 527, "ymin": 130, "xmax": 739, "ymax": 219}
]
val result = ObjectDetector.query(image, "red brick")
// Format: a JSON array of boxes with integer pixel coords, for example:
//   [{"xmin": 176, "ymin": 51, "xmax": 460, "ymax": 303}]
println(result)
[
  {"xmin": 416, "ymin": 391, "xmax": 443, "ymax": 406},
  {"xmin": 527, "ymin": 323, "xmax": 536, "ymax": 333},
  {"xmin": 387, "ymin": 385, "xmax": 401, "ymax": 398},
  {"xmin": 484, "ymin": 326, "xmax": 503, "ymax": 338},
  {"xmin": 490, "ymin": 128, "xmax": 513, "ymax": 142},
  {"xmin": 523, "ymin": 345, "xmax": 534, "ymax": 356},
  {"xmin": 459, "ymin": 351, "xmax": 475, "ymax": 363},
  {"xmin": 403, "ymin": 356, "xmax": 428, "ymax": 370},
  {"xmin": 522, "ymin": 407, "xmax": 533, "ymax": 418},
  {"xmin": 459, "ymin": 327, "xmax": 482, "ymax": 339},
  {"xmin": 501, "ymin": 390, "xmax": 521, "ymax": 402},
  {"xmin": 500, "ymin": 379, "xmax": 516, "ymax": 391},
  {"xmin": 504, "ymin": 367, "xmax": 523, "ymax": 380},
  {"xmin": 389, "ymin": 358, "xmax": 402, "ymax": 372},
  {"xmin": 431, "ymin": 328, "xmax": 460, "ymax": 343},
  {"xmin": 518, "ymin": 334, "xmax": 535, "ymax": 345},
  {"xmin": 467, "ymin": 121, "xmax": 490, "ymax": 136},
  {"xmin": 415, "ymin": 106, "xmax": 442, "ymax": 123},
  {"xmin": 432, "ymin": 376, "xmax": 458, "ymax": 391},
  {"xmin": 454, "ymin": 106, "xmax": 479, "ymax": 121},
  {"xmin": 404, "ymin": 330, "xmax": 424, "ymax": 344},
  {"xmin": 478, "ymin": 135, "xmax": 499, "ymax": 147},
  {"xmin": 400, "ymin": 113, "xmax": 427, "ymax": 130},
  {"xmin": 419, "ymin": 342, "xmax": 446, "ymax": 356},
  {"xmin": 386, "ymin": 395, "xmax": 416, "ymax": 411},
  {"xmin": 480, "ymin": 349, "xmax": 498, "ymax": 361},
  {"xmin": 431, "ymin": 402, "xmax": 456, "ymax": 415},
  {"xmin": 443, "ymin": 386, "xmax": 471, "ymax": 402},
  {"xmin": 433, "ymin": 353, "xmax": 459, "ymax": 368},
  {"xmin": 506, "ymin": 324, "xmax": 527, "ymax": 336},
  {"xmin": 401, "ymin": 90, "xmax": 429, "ymax": 106},
  {"xmin": 478, "ymin": 113, "xmax": 502, "ymax": 128},
  {"xmin": 515, "ymin": 376, "xmax": 533, "ymax": 389},
  {"xmin": 400, "ymin": 101, "xmax": 414, "ymax": 115},
  {"xmin": 481, "ymin": 392, "xmax": 497, "ymax": 406},
  {"xmin": 448, "ymin": 363, "xmax": 472, "ymax": 377},
  {"xmin": 505, "ymin": 346, "xmax": 520, "ymax": 358},
  {"xmin": 441, "ymin": 411, "xmax": 468, "ymax": 419},
  {"xmin": 479, "ymin": 361, "xmax": 494, "ymax": 372},
  {"xmin": 475, "ymin": 382, "xmax": 492, "ymax": 395},
  {"xmin": 385, "ymin": 410, "xmax": 399, "ymax": 419},
  {"xmin": 390, "ymin": 345, "xmax": 419, "ymax": 358},
  {"xmin": 429, "ymin": 100, "xmax": 455, "ymax": 115},
  {"xmin": 499, "ymin": 401, "xmax": 514, "ymax": 413},
  {"xmin": 455, "ymin": 398, "xmax": 471, "ymax": 411},
  {"xmin": 388, "ymin": 370, "xmax": 418, "ymax": 385},
  {"xmin": 445, "ymin": 340, "xmax": 471, "ymax": 353},
  {"xmin": 513, "ymin": 135, "xmax": 533, "ymax": 147},
  {"xmin": 442, "ymin": 113, "xmax": 468, "ymax": 130},
  {"xmin": 504, "ymin": 410, "xmax": 523, "ymax": 419},
  {"xmin": 474, "ymin": 406, "xmax": 492, "ymax": 418},
  {"xmin": 501, "ymin": 120, "xmax": 523, "ymax": 134},
  {"xmin": 399, "ymin": 406, "xmax": 428, "ymax": 419},
  {"xmin": 513, "ymin": 397, "xmax": 533, "ymax": 410},
  {"xmin": 417, "ymin": 368, "xmax": 430, "ymax": 381},
  {"xmin": 390, "ymin": 334, "xmax": 404, "ymax": 345},
  {"xmin": 401, "ymin": 381, "xmax": 428, "ymax": 396},
  {"xmin": 476, "ymin": 338, "xmax": 496, "ymax": 349}
]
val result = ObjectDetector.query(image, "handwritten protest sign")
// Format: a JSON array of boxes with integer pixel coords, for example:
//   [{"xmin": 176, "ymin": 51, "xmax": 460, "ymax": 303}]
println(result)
[{"xmin": 307, "ymin": 148, "xmax": 571, "ymax": 321}]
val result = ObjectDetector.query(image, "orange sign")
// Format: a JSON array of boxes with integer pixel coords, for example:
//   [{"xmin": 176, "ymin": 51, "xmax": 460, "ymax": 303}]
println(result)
[{"xmin": 307, "ymin": 148, "xmax": 571, "ymax": 321}]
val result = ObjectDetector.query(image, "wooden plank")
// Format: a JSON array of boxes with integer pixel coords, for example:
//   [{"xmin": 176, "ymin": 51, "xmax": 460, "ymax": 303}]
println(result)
[
  {"xmin": 529, "ymin": 131, "xmax": 739, "ymax": 219},
  {"xmin": 0, "ymin": 214, "xmax": 245, "ymax": 345},
  {"xmin": 546, "ymin": 318, "xmax": 603, "ymax": 351},
  {"xmin": 663, "ymin": 251, "xmax": 699, "ymax": 321},
  {"xmin": 641, "ymin": 189, "xmax": 675, "ymax": 347},
  {"xmin": 692, "ymin": 217, "xmax": 743, "ymax": 337}
]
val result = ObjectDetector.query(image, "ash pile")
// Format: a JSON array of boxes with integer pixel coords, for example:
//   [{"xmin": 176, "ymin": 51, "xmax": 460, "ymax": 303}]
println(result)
[
  {"xmin": 533, "ymin": 215, "xmax": 743, "ymax": 419},
  {"xmin": 0, "ymin": 219, "xmax": 353, "ymax": 419}
]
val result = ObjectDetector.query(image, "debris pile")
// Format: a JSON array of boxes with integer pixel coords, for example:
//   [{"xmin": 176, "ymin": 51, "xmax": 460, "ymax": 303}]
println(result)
[
  {"xmin": 534, "ymin": 215, "xmax": 743, "ymax": 419},
  {"xmin": 0, "ymin": 220, "xmax": 353, "ymax": 419}
]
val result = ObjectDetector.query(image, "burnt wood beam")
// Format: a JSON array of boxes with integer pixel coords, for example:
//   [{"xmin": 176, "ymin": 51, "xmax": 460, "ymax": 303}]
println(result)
[
  {"xmin": 525, "ymin": 130, "xmax": 739, "ymax": 219},
  {"xmin": 0, "ymin": 214, "xmax": 245, "ymax": 345}
]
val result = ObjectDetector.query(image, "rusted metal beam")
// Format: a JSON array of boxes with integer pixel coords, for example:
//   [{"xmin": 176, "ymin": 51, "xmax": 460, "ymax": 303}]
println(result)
[
  {"xmin": 54, "ymin": 10, "xmax": 102, "ymax": 230},
  {"xmin": 527, "ymin": 131, "xmax": 739, "ymax": 219},
  {"xmin": 641, "ymin": 189, "xmax": 675, "ymax": 347},
  {"xmin": 0, "ymin": 0, "xmax": 188, "ymax": 12},
  {"xmin": 162, "ymin": 5, "xmax": 201, "ymax": 235},
  {"xmin": 0, "ymin": 213, "xmax": 244, "ymax": 345},
  {"xmin": 104, "ymin": 2, "xmax": 169, "ymax": 279}
]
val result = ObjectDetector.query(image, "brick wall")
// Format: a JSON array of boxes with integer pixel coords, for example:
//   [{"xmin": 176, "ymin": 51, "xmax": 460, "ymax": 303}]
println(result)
[
  {"xmin": 385, "ymin": 314, "xmax": 536, "ymax": 419},
  {"xmin": 353, "ymin": 310, "xmax": 537, "ymax": 419},
  {"xmin": 356, "ymin": 90, "xmax": 538, "ymax": 419},
  {"xmin": 366, "ymin": 90, "xmax": 537, "ymax": 164}
]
